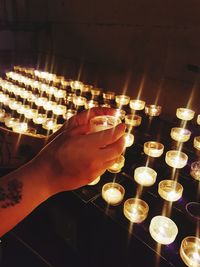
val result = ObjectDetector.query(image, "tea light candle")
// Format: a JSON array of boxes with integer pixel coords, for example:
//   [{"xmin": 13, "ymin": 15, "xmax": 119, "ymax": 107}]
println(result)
[
  {"xmin": 25, "ymin": 109, "xmax": 38, "ymax": 119},
  {"xmin": 170, "ymin": 127, "xmax": 191, "ymax": 142},
  {"xmin": 134, "ymin": 166, "xmax": 157, "ymax": 186},
  {"xmin": 125, "ymin": 114, "xmax": 142, "ymax": 127},
  {"xmin": 71, "ymin": 80, "xmax": 84, "ymax": 91},
  {"xmin": 91, "ymin": 88, "xmax": 102, "ymax": 97},
  {"xmin": 158, "ymin": 180, "xmax": 183, "ymax": 202},
  {"xmin": 33, "ymin": 114, "xmax": 47, "ymax": 124},
  {"xmin": 123, "ymin": 198, "xmax": 149, "ymax": 223},
  {"xmin": 165, "ymin": 150, "xmax": 188, "ymax": 169},
  {"xmin": 0, "ymin": 109, "xmax": 5, "ymax": 120},
  {"xmin": 176, "ymin": 108, "xmax": 195, "ymax": 121},
  {"xmin": 5, "ymin": 117, "xmax": 19, "ymax": 128},
  {"xmin": 115, "ymin": 109, "xmax": 126, "ymax": 120},
  {"xmin": 88, "ymin": 176, "xmax": 101, "ymax": 186},
  {"xmin": 180, "ymin": 236, "xmax": 200, "ymax": 267},
  {"xmin": 43, "ymin": 118, "xmax": 57, "ymax": 130},
  {"xmin": 145, "ymin": 104, "xmax": 162, "ymax": 116},
  {"xmin": 144, "ymin": 141, "xmax": 164, "ymax": 157},
  {"xmin": 102, "ymin": 182, "xmax": 125, "ymax": 206},
  {"xmin": 63, "ymin": 109, "xmax": 77, "ymax": 120},
  {"xmin": 115, "ymin": 95, "xmax": 130, "ymax": 106},
  {"xmin": 149, "ymin": 216, "xmax": 178, "ymax": 245},
  {"xmin": 190, "ymin": 161, "xmax": 200, "ymax": 181},
  {"xmin": 53, "ymin": 105, "xmax": 66, "ymax": 115},
  {"xmin": 73, "ymin": 96, "xmax": 87, "ymax": 106},
  {"xmin": 90, "ymin": 115, "xmax": 121, "ymax": 132},
  {"xmin": 54, "ymin": 89, "xmax": 66, "ymax": 99},
  {"xmin": 85, "ymin": 100, "xmax": 99, "ymax": 109},
  {"xmin": 35, "ymin": 97, "xmax": 48, "ymax": 107},
  {"xmin": 12, "ymin": 122, "xmax": 28, "ymax": 134},
  {"xmin": 194, "ymin": 136, "xmax": 200, "ymax": 151},
  {"xmin": 103, "ymin": 91, "xmax": 115, "ymax": 101},
  {"xmin": 43, "ymin": 101, "xmax": 57, "ymax": 111},
  {"xmin": 124, "ymin": 133, "xmax": 134, "ymax": 147},
  {"xmin": 129, "ymin": 99, "xmax": 145, "ymax": 111},
  {"xmin": 197, "ymin": 115, "xmax": 200, "ymax": 125},
  {"xmin": 107, "ymin": 155, "xmax": 125, "ymax": 173},
  {"xmin": 17, "ymin": 105, "xmax": 30, "ymax": 115}
]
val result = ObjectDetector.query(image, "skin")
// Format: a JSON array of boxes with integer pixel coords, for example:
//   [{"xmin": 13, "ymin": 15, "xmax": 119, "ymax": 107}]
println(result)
[{"xmin": 0, "ymin": 107, "xmax": 126, "ymax": 237}]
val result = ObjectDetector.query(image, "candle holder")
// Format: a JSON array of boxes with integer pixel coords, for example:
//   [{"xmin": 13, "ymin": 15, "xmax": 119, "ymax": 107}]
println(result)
[
  {"xmin": 170, "ymin": 127, "xmax": 191, "ymax": 143},
  {"xmin": 125, "ymin": 114, "xmax": 142, "ymax": 127},
  {"xmin": 12, "ymin": 122, "xmax": 28, "ymax": 134},
  {"xmin": 115, "ymin": 95, "xmax": 130, "ymax": 106},
  {"xmin": 165, "ymin": 150, "xmax": 188, "ymax": 169},
  {"xmin": 145, "ymin": 104, "xmax": 162, "ymax": 116},
  {"xmin": 103, "ymin": 91, "xmax": 115, "ymax": 101},
  {"xmin": 52, "ymin": 105, "xmax": 66, "ymax": 116},
  {"xmin": 197, "ymin": 115, "xmax": 200, "ymax": 125},
  {"xmin": 5, "ymin": 117, "xmax": 19, "ymax": 128},
  {"xmin": 33, "ymin": 114, "xmax": 47, "ymax": 125},
  {"xmin": 190, "ymin": 161, "xmax": 200, "ymax": 181},
  {"xmin": 107, "ymin": 155, "xmax": 125, "ymax": 173},
  {"xmin": 88, "ymin": 176, "xmax": 101, "ymax": 186},
  {"xmin": 24, "ymin": 109, "xmax": 38, "ymax": 120},
  {"xmin": 43, "ymin": 101, "xmax": 57, "ymax": 111},
  {"xmin": 90, "ymin": 115, "xmax": 121, "ymax": 132},
  {"xmin": 144, "ymin": 141, "xmax": 164, "ymax": 158},
  {"xmin": 124, "ymin": 133, "xmax": 134, "ymax": 147},
  {"xmin": 134, "ymin": 166, "xmax": 157, "ymax": 186},
  {"xmin": 114, "ymin": 109, "xmax": 126, "ymax": 120},
  {"xmin": 158, "ymin": 180, "xmax": 183, "ymax": 202},
  {"xmin": 180, "ymin": 236, "xmax": 200, "ymax": 267},
  {"xmin": 123, "ymin": 198, "xmax": 149, "ymax": 223},
  {"xmin": 129, "ymin": 99, "xmax": 145, "ymax": 111},
  {"xmin": 91, "ymin": 88, "xmax": 102, "ymax": 98},
  {"xmin": 63, "ymin": 109, "xmax": 77, "ymax": 120},
  {"xmin": 17, "ymin": 104, "xmax": 30, "ymax": 115},
  {"xmin": 149, "ymin": 216, "xmax": 178, "ymax": 245},
  {"xmin": 102, "ymin": 182, "xmax": 125, "ymax": 206},
  {"xmin": 54, "ymin": 89, "xmax": 66, "ymax": 99},
  {"xmin": 85, "ymin": 100, "xmax": 99, "ymax": 109},
  {"xmin": 43, "ymin": 118, "xmax": 57, "ymax": 131},
  {"xmin": 186, "ymin": 202, "xmax": 200, "ymax": 222},
  {"xmin": 73, "ymin": 96, "xmax": 87, "ymax": 107},
  {"xmin": 176, "ymin": 108, "xmax": 195, "ymax": 121},
  {"xmin": 71, "ymin": 80, "xmax": 84, "ymax": 91},
  {"xmin": 194, "ymin": 136, "xmax": 200, "ymax": 151},
  {"xmin": 0, "ymin": 109, "xmax": 5, "ymax": 121}
]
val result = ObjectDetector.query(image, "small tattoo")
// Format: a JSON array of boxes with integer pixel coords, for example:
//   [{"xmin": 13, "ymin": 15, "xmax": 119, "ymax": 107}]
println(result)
[{"xmin": 0, "ymin": 179, "xmax": 23, "ymax": 208}]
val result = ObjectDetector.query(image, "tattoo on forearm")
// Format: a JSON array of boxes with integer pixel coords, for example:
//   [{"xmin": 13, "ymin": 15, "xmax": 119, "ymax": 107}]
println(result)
[{"xmin": 0, "ymin": 179, "xmax": 23, "ymax": 208}]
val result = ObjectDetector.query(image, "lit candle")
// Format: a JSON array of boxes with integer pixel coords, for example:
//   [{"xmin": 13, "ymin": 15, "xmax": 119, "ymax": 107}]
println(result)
[
  {"xmin": 33, "ymin": 114, "xmax": 47, "ymax": 124},
  {"xmin": 90, "ymin": 115, "xmax": 121, "ymax": 132},
  {"xmin": 102, "ymin": 182, "xmax": 125, "ymax": 206},
  {"xmin": 73, "ymin": 96, "xmax": 87, "ymax": 106},
  {"xmin": 63, "ymin": 109, "xmax": 77, "ymax": 120},
  {"xmin": 115, "ymin": 95, "xmax": 130, "ymax": 106},
  {"xmin": 197, "ymin": 115, "xmax": 200, "ymax": 125},
  {"xmin": 103, "ymin": 91, "xmax": 115, "ymax": 101},
  {"xmin": 107, "ymin": 155, "xmax": 125, "ymax": 173},
  {"xmin": 165, "ymin": 150, "xmax": 188, "ymax": 169},
  {"xmin": 134, "ymin": 166, "xmax": 157, "ymax": 186},
  {"xmin": 12, "ymin": 122, "xmax": 28, "ymax": 134},
  {"xmin": 85, "ymin": 100, "xmax": 99, "ymax": 109},
  {"xmin": 149, "ymin": 216, "xmax": 178, "ymax": 245},
  {"xmin": 125, "ymin": 114, "xmax": 142, "ymax": 127},
  {"xmin": 115, "ymin": 109, "xmax": 126, "ymax": 120},
  {"xmin": 124, "ymin": 133, "xmax": 134, "ymax": 147},
  {"xmin": 176, "ymin": 108, "xmax": 195, "ymax": 121},
  {"xmin": 170, "ymin": 127, "xmax": 191, "ymax": 142},
  {"xmin": 71, "ymin": 80, "xmax": 84, "ymax": 91},
  {"xmin": 144, "ymin": 141, "xmax": 164, "ymax": 157},
  {"xmin": 43, "ymin": 101, "xmax": 57, "ymax": 111},
  {"xmin": 5, "ymin": 117, "xmax": 19, "ymax": 128},
  {"xmin": 53, "ymin": 105, "xmax": 66, "ymax": 116},
  {"xmin": 145, "ymin": 104, "xmax": 162, "ymax": 116},
  {"xmin": 0, "ymin": 109, "xmax": 5, "ymax": 121},
  {"xmin": 91, "ymin": 88, "xmax": 102, "ymax": 97},
  {"xmin": 24, "ymin": 109, "xmax": 38, "ymax": 119},
  {"xmin": 194, "ymin": 136, "xmax": 200, "ymax": 151},
  {"xmin": 158, "ymin": 180, "xmax": 183, "ymax": 202},
  {"xmin": 88, "ymin": 176, "xmax": 101, "ymax": 186},
  {"xmin": 17, "ymin": 105, "xmax": 30, "ymax": 115},
  {"xmin": 190, "ymin": 161, "xmax": 200, "ymax": 181},
  {"xmin": 54, "ymin": 89, "xmax": 66, "ymax": 99},
  {"xmin": 43, "ymin": 118, "xmax": 57, "ymax": 130},
  {"xmin": 129, "ymin": 99, "xmax": 146, "ymax": 111},
  {"xmin": 180, "ymin": 236, "xmax": 200, "ymax": 267},
  {"xmin": 123, "ymin": 198, "xmax": 149, "ymax": 223}
]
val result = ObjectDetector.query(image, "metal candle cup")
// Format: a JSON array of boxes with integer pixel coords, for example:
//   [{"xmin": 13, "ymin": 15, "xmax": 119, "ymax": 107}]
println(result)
[
  {"xmin": 176, "ymin": 108, "xmax": 195, "ymax": 121},
  {"xmin": 123, "ymin": 198, "xmax": 149, "ymax": 223},
  {"xmin": 171, "ymin": 127, "xmax": 191, "ymax": 142},
  {"xmin": 102, "ymin": 182, "xmax": 125, "ymax": 206},
  {"xmin": 144, "ymin": 141, "xmax": 164, "ymax": 157},
  {"xmin": 158, "ymin": 180, "xmax": 183, "ymax": 202},
  {"xmin": 149, "ymin": 216, "xmax": 178, "ymax": 245},
  {"xmin": 165, "ymin": 150, "xmax": 188, "ymax": 169}
]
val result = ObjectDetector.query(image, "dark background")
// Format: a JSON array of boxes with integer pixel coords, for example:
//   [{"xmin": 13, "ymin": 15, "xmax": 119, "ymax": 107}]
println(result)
[{"xmin": 0, "ymin": 0, "xmax": 200, "ymax": 119}]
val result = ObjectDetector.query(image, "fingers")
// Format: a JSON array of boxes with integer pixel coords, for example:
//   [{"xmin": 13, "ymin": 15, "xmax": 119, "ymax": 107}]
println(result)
[{"xmin": 66, "ymin": 124, "xmax": 90, "ymax": 136}]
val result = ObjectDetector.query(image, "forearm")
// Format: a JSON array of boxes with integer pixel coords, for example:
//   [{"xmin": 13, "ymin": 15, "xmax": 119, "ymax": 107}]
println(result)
[{"xmin": 0, "ymin": 159, "xmax": 51, "ymax": 237}]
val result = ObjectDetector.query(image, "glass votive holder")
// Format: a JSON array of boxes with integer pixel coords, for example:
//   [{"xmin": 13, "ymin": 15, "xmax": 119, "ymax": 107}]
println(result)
[
  {"xmin": 171, "ymin": 127, "xmax": 191, "ymax": 143},
  {"xmin": 12, "ymin": 122, "xmax": 28, "ymax": 134},
  {"xmin": 88, "ymin": 176, "xmax": 101, "ymax": 186},
  {"xmin": 84, "ymin": 100, "xmax": 99, "ymax": 109},
  {"xmin": 115, "ymin": 95, "xmax": 130, "ymax": 106},
  {"xmin": 176, "ymin": 108, "xmax": 195, "ymax": 121},
  {"xmin": 102, "ymin": 182, "xmax": 125, "ymax": 206},
  {"xmin": 149, "ymin": 216, "xmax": 178, "ymax": 245},
  {"xmin": 35, "ymin": 97, "xmax": 48, "ymax": 107},
  {"xmin": 73, "ymin": 96, "xmax": 87, "ymax": 107},
  {"xmin": 52, "ymin": 105, "xmax": 66, "ymax": 116},
  {"xmin": 144, "ymin": 141, "xmax": 164, "ymax": 157},
  {"xmin": 63, "ymin": 109, "xmax": 77, "ymax": 120},
  {"xmin": 90, "ymin": 115, "xmax": 121, "ymax": 132},
  {"xmin": 5, "ymin": 117, "xmax": 19, "ymax": 128},
  {"xmin": 24, "ymin": 109, "xmax": 38, "ymax": 119},
  {"xmin": 145, "ymin": 104, "xmax": 162, "ymax": 116},
  {"xmin": 43, "ymin": 101, "xmax": 57, "ymax": 111},
  {"xmin": 158, "ymin": 180, "xmax": 183, "ymax": 202},
  {"xmin": 197, "ymin": 115, "xmax": 200, "ymax": 125},
  {"xmin": 186, "ymin": 202, "xmax": 200, "ymax": 222},
  {"xmin": 125, "ymin": 114, "xmax": 142, "ymax": 127},
  {"xmin": 190, "ymin": 161, "xmax": 200, "ymax": 181},
  {"xmin": 124, "ymin": 133, "xmax": 134, "ymax": 147},
  {"xmin": 115, "ymin": 109, "xmax": 126, "ymax": 120},
  {"xmin": 180, "ymin": 236, "xmax": 200, "ymax": 267},
  {"xmin": 123, "ymin": 198, "xmax": 149, "ymax": 223},
  {"xmin": 42, "ymin": 118, "xmax": 57, "ymax": 130},
  {"xmin": 107, "ymin": 155, "xmax": 125, "ymax": 173},
  {"xmin": 33, "ymin": 114, "xmax": 47, "ymax": 125},
  {"xmin": 17, "ymin": 104, "xmax": 30, "ymax": 115},
  {"xmin": 70, "ymin": 80, "xmax": 84, "ymax": 91},
  {"xmin": 194, "ymin": 136, "xmax": 200, "ymax": 151},
  {"xmin": 129, "ymin": 99, "xmax": 146, "ymax": 111},
  {"xmin": 54, "ymin": 89, "xmax": 66, "ymax": 99},
  {"xmin": 134, "ymin": 166, "xmax": 157, "ymax": 186},
  {"xmin": 103, "ymin": 91, "xmax": 115, "ymax": 101},
  {"xmin": 165, "ymin": 150, "xmax": 188, "ymax": 169}
]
